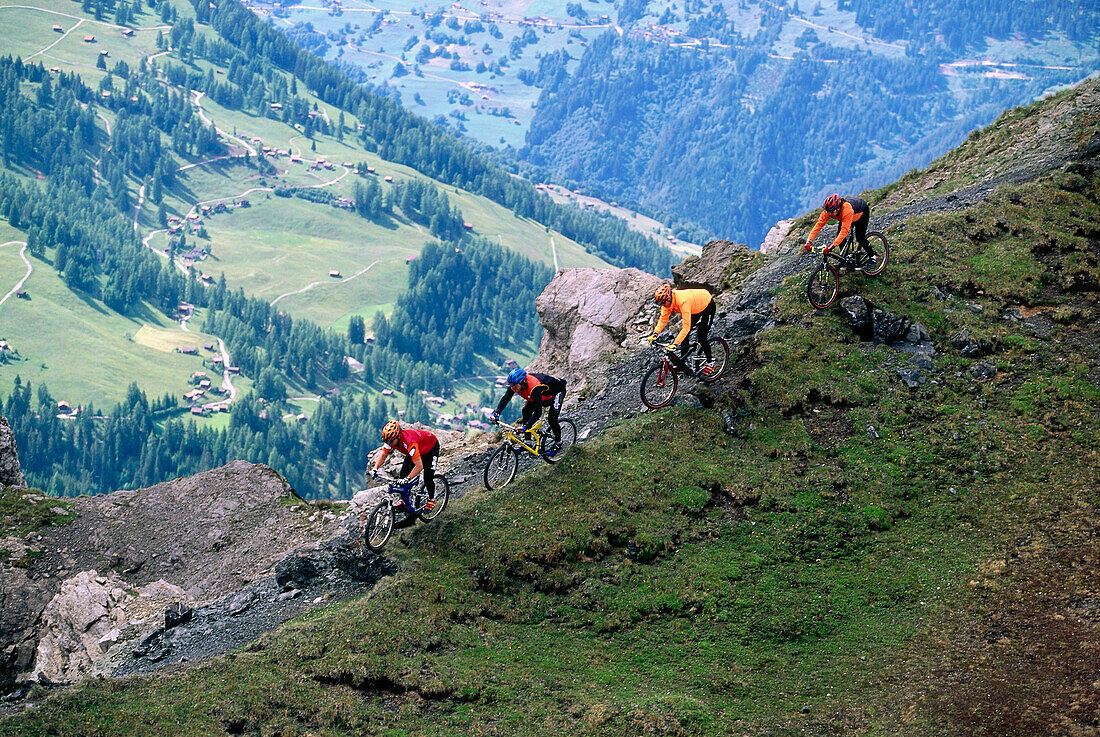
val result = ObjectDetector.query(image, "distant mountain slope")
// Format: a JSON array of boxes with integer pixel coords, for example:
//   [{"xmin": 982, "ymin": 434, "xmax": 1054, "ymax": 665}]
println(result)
[{"xmin": 519, "ymin": 0, "xmax": 1100, "ymax": 245}]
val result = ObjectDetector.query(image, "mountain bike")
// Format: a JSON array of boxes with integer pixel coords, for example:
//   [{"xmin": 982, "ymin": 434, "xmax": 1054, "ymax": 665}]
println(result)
[
  {"xmin": 640, "ymin": 336, "xmax": 730, "ymax": 409},
  {"xmin": 483, "ymin": 417, "xmax": 577, "ymax": 490},
  {"xmin": 806, "ymin": 229, "xmax": 889, "ymax": 309},
  {"xmin": 362, "ymin": 472, "xmax": 450, "ymax": 551}
]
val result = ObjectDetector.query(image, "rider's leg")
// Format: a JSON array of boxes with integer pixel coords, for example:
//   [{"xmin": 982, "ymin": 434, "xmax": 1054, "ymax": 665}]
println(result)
[
  {"xmin": 522, "ymin": 402, "xmax": 538, "ymax": 432},
  {"xmin": 547, "ymin": 392, "xmax": 564, "ymax": 442},
  {"xmin": 855, "ymin": 211, "xmax": 872, "ymax": 256},
  {"xmin": 695, "ymin": 302, "xmax": 715, "ymax": 361},
  {"xmin": 421, "ymin": 447, "xmax": 437, "ymax": 496},
  {"xmin": 396, "ymin": 457, "xmax": 415, "ymax": 507}
]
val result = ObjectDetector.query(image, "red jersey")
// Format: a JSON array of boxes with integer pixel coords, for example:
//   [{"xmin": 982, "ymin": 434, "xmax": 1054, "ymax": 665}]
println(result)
[{"xmin": 384, "ymin": 428, "xmax": 438, "ymax": 459}]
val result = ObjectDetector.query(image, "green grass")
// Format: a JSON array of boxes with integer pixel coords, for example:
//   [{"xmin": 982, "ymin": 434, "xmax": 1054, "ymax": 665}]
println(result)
[{"xmin": 0, "ymin": 247, "xmax": 222, "ymax": 409}]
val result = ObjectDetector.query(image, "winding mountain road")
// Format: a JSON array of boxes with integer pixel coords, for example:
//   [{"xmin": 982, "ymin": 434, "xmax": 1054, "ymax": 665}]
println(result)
[
  {"xmin": 0, "ymin": 241, "xmax": 31, "ymax": 310},
  {"xmin": 270, "ymin": 260, "xmax": 379, "ymax": 306}
]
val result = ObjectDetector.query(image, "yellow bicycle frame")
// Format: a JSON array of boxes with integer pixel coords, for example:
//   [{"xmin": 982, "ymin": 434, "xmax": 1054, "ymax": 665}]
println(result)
[{"xmin": 496, "ymin": 418, "xmax": 546, "ymax": 456}]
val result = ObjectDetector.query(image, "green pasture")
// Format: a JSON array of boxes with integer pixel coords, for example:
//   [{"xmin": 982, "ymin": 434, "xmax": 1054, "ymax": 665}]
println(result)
[
  {"xmin": 0, "ymin": 250, "xmax": 219, "ymax": 409},
  {"xmin": 198, "ymin": 194, "xmax": 427, "ymax": 326},
  {"xmin": 0, "ymin": 8, "xmax": 65, "ymax": 59}
]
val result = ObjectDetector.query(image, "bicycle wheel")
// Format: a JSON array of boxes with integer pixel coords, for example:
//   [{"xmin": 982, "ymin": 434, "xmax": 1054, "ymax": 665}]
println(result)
[
  {"xmin": 364, "ymin": 501, "xmax": 394, "ymax": 551},
  {"xmin": 542, "ymin": 419, "xmax": 577, "ymax": 464},
  {"xmin": 484, "ymin": 444, "xmax": 518, "ymax": 490},
  {"xmin": 807, "ymin": 262, "xmax": 840, "ymax": 309},
  {"xmin": 701, "ymin": 338, "xmax": 730, "ymax": 383},
  {"xmin": 419, "ymin": 475, "xmax": 449, "ymax": 521},
  {"xmin": 860, "ymin": 231, "xmax": 889, "ymax": 276},
  {"xmin": 641, "ymin": 361, "xmax": 678, "ymax": 409}
]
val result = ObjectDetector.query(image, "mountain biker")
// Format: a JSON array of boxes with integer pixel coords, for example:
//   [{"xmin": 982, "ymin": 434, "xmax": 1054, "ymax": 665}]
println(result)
[
  {"xmin": 803, "ymin": 194, "xmax": 874, "ymax": 265},
  {"xmin": 368, "ymin": 420, "xmax": 439, "ymax": 509},
  {"xmin": 648, "ymin": 283, "xmax": 716, "ymax": 376},
  {"xmin": 491, "ymin": 367, "xmax": 567, "ymax": 455}
]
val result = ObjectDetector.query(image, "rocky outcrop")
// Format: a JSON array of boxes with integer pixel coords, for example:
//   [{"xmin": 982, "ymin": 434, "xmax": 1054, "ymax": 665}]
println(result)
[
  {"xmin": 759, "ymin": 219, "xmax": 795, "ymax": 255},
  {"xmin": 671, "ymin": 240, "xmax": 764, "ymax": 294},
  {"xmin": 28, "ymin": 571, "xmax": 191, "ymax": 682},
  {"xmin": 0, "ymin": 416, "xmax": 25, "ymax": 489},
  {"xmin": 529, "ymin": 268, "xmax": 663, "ymax": 392},
  {"xmin": 1, "ymin": 461, "xmax": 353, "ymax": 687}
]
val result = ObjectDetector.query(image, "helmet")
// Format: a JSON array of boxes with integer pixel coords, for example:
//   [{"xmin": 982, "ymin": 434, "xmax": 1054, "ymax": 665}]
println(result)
[
  {"xmin": 507, "ymin": 367, "xmax": 527, "ymax": 386},
  {"xmin": 823, "ymin": 194, "xmax": 842, "ymax": 213},
  {"xmin": 381, "ymin": 420, "xmax": 401, "ymax": 443},
  {"xmin": 654, "ymin": 283, "xmax": 673, "ymax": 305}
]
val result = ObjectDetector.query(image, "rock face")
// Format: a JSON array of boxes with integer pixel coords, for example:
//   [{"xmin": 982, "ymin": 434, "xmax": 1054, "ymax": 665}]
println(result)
[
  {"xmin": 0, "ymin": 416, "xmax": 25, "ymax": 489},
  {"xmin": 28, "ymin": 571, "xmax": 190, "ymax": 682},
  {"xmin": 759, "ymin": 219, "xmax": 795, "ymax": 255},
  {"xmin": 529, "ymin": 268, "xmax": 663, "ymax": 392},
  {"xmin": 671, "ymin": 240, "xmax": 763, "ymax": 294},
  {"xmin": 1, "ymin": 461, "xmax": 350, "ymax": 687}
]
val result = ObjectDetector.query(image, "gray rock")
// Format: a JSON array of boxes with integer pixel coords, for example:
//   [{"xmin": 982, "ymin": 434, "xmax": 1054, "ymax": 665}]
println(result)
[
  {"xmin": 866, "ymin": 425, "xmax": 880, "ymax": 439},
  {"xmin": 164, "ymin": 603, "xmax": 193, "ymax": 630},
  {"xmin": 671, "ymin": 239, "xmax": 761, "ymax": 294},
  {"xmin": 0, "ymin": 415, "xmax": 26, "ymax": 489},
  {"xmin": 759, "ymin": 219, "xmax": 794, "ymax": 255},
  {"xmin": 839, "ymin": 296, "xmax": 871, "ymax": 336},
  {"xmin": 897, "ymin": 368, "xmax": 923, "ymax": 389},
  {"xmin": 228, "ymin": 590, "xmax": 257, "ymax": 616},
  {"xmin": 904, "ymin": 322, "xmax": 932, "ymax": 343},
  {"xmin": 872, "ymin": 309, "xmax": 910, "ymax": 344},
  {"xmin": 529, "ymin": 267, "xmax": 663, "ymax": 394},
  {"xmin": 969, "ymin": 361, "xmax": 997, "ymax": 380},
  {"xmin": 910, "ymin": 354, "xmax": 934, "ymax": 370}
]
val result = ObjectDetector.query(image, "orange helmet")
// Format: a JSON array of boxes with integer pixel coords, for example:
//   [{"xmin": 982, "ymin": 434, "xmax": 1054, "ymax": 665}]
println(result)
[
  {"xmin": 654, "ymin": 283, "xmax": 673, "ymax": 305},
  {"xmin": 381, "ymin": 420, "xmax": 401, "ymax": 443}
]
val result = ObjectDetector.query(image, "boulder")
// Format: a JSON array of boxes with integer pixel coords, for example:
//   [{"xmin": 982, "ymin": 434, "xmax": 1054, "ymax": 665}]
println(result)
[
  {"xmin": 839, "ymin": 296, "xmax": 872, "ymax": 337},
  {"xmin": 29, "ymin": 571, "xmax": 130, "ymax": 682},
  {"xmin": 0, "ymin": 416, "xmax": 25, "ymax": 489},
  {"xmin": 530, "ymin": 268, "xmax": 663, "ymax": 392},
  {"xmin": 759, "ymin": 219, "xmax": 795, "ymax": 255},
  {"xmin": 671, "ymin": 240, "xmax": 763, "ymax": 294}
]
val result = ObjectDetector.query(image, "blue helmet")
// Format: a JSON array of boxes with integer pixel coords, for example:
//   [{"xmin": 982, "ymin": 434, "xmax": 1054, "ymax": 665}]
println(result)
[{"xmin": 507, "ymin": 367, "xmax": 527, "ymax": 386}]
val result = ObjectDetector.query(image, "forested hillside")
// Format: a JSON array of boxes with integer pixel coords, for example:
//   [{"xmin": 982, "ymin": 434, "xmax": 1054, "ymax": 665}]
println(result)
[
  {"xmin": 519, "ymin": 0, "xmax": 1099, "ymax": 244},
  {"xmin": 0, "ymin": 0, "xmax": 673, "ymax": 498}
]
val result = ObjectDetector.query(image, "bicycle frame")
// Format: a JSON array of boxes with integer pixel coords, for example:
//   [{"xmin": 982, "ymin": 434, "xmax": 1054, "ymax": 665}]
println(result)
[
  {"xmin": 374, "ymin": 475, "xmax": 429, "ymax": 515},
  {"xmin": 493, "ymin": 418, "xmax": 547, "ymax": 457},
  {"xmin": 650, "ymin": 339, "xmax": 708, "ymax": 377}
]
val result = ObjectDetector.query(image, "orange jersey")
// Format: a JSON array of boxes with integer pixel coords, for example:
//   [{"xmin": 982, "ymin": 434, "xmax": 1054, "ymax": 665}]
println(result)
[
  {"xmin": 807, "ymin": 201, "xmax": 865, "ymax": 248},
  {"xmin": 655, "ymin": 288, "xmax": 712, "ymax": 345}
]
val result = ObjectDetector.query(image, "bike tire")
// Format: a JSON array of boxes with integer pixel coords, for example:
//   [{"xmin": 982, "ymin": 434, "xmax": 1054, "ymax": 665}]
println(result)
[
  {"xmin": 484, "ymin": 444, "xmax": 518, "ymax": 490},
  {"xmin": 701, "ymin": 338, "xmax": 730, "ymax": 383},
  {"xmin": 364, "ymin": 500, "xmax": 394, "ymax": 551},
  {"xmin": 807, "ymin": 262, "xmax": 840, "ymax": 309},
  {"xmin": 641, "ymin": 361, "xmax": 678, "ymax": 409},
  {"xmin": 541, "ymin": 419, "xmax": 577, "ymax": 464},
  {"xmin": 860, "ymin": 231, "xmax": 889, "ymax": 276},
  {"xmin": 418, "ymin": 475, "xmax": 449, "ymax": 521}
]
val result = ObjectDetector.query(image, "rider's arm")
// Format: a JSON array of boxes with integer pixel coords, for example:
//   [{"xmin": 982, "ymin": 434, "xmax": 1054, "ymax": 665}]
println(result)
[
  {"xmin": 806, "ymin": 211, "xmax": 830, "ymax": 245},
  {"xmin": 494, "ymin": 388, "xmax": 514, "ymax": 416},
  {"xmin": 674, "ymin": 305, "xmax": 693, "ymax": 346},
  {"xmin": 654, "ymin": 303, "xmax": 673, "ymax": 335},
  {"xmin": 371, "ymin": 446, "xmax": 392, "ymax": 472},
  {"xmin": 831, "ymin": 206, "xmax": 856, "ymax": 248},
  {"xmin": 405, "ymin": 445, "xmax": 424, "ymax": 480}
]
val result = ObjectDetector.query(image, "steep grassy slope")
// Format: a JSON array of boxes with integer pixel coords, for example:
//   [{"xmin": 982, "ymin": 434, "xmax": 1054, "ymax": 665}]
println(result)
[{"xmin": 4, "ymin": 84, "xmax": 1098, "ymax": 735}]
